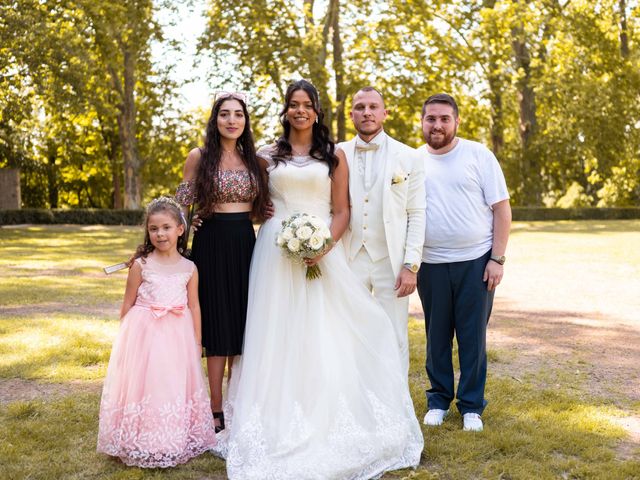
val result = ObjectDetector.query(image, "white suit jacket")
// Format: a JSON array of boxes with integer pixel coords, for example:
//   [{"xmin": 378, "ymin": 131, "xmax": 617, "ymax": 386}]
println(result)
[{"xmin": 339, "ymin": 135, "xmax": 426, "ymax": 278}]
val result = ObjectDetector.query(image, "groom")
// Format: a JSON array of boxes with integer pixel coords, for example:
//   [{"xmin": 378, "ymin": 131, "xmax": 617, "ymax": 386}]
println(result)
[{"xmin": 339, "ymin": 87, "xmax": 426, "ymax": 375}]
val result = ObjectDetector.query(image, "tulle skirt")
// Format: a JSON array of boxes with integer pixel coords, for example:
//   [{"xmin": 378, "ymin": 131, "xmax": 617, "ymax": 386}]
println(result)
[
  {"xmin": 213, "ymin": 217, "xmax": 424, "ymax": 479},
  {"xmin": 97, "ymin": 305, "xmax": 216, "ymax": 468},
  {"xmin": 191, "ymin": 212, "xmax": 255, "ymax": 356}
]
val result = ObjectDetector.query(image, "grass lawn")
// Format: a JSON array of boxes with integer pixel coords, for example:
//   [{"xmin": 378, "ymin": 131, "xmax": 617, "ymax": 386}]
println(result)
[{"xmin": 1, "ymin": 222, "xmax": 639, "ymax": 479}]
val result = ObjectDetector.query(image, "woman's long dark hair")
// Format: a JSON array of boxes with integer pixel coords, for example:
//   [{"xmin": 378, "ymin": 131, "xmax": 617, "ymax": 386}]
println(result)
[
  {"xmin": 195, "ymin": 96, "xmax": 269, "ymax": 220},
  {"xmin": 273, "ymin": 80, "xmax": 338, "ymax": 176}
]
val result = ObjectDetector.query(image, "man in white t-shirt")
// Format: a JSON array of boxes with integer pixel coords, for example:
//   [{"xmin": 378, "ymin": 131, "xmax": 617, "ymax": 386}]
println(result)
[{"xmin": 417, "ymin": 93, "xmax": 511, "ymax": 432}]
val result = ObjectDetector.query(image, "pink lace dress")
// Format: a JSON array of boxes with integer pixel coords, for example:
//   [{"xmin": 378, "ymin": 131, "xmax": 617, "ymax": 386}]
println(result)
[{"xmin": 97, "ymin": 256, "xmax": 216, "ymax": 468}]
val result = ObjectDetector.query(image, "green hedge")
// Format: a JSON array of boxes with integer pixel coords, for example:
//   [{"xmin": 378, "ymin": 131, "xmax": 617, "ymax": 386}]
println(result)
[
  {"xmin": 1, "ymin": 207, "xmax": 639, "ymax": 226},
  {"xmin": 0, "ymin": 209, "xmax": 144, "ymax": 225}
]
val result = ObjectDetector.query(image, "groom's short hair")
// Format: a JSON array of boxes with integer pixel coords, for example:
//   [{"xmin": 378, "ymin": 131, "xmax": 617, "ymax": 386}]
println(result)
[
  {"xmin": 353, "ymin": 86, "xmax": 385, "ymax": 106},
  {"xmin": 422, "ymin": 93, "xmax": 459, "ymax": 118}
]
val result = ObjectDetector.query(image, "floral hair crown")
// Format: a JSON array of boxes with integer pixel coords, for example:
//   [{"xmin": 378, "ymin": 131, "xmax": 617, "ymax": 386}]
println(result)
[
  {"xmin": 214, "ymin": 90, "xmax": 249, "ymax": 106},
  {"xmin": 146, "ymin": 196, "xmax": 182, "ymax": 212}
]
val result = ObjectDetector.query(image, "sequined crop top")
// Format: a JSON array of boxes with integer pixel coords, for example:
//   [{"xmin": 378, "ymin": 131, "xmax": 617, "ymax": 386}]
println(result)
[
  {"xmin": 215, "ymin": 169, "xmax": 257, "ymax": 203},
  {"xmin": 175, "ymin": 169, "xmax": 256, "ymax": 206}
]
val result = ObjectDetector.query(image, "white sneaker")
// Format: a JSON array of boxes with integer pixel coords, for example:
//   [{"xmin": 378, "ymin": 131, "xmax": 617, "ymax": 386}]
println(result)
[
  {"xmin": 423, "ymin": 409, "xmax": 448, "ymax": 426},
  {"xmin": 463, "ymin": 413, "xmax": 483, "ymax": 431}
]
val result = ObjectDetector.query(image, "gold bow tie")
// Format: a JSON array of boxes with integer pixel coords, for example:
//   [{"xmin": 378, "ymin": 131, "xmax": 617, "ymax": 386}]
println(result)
[{"xmin": 356, "ymin": 144, "xmax": 379, "ymax": 152}]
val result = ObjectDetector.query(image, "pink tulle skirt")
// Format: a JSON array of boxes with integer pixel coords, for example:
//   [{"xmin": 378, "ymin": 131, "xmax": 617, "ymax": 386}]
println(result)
[{"xmin": 97, "ymin": 305, "xmax": 216, "ymax": 468}]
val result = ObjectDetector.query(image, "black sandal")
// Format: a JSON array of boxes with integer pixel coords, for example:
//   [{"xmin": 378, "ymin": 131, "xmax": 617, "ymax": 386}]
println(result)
[{"xmin": 213, "ymin": 411, "xmax": 225, "ymax": 433}]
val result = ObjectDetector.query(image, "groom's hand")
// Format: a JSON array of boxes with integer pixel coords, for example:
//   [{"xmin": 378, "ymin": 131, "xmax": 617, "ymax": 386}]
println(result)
[{"xmin": 395, "ymin": 269, "xmax": 417, "ymax": 297}]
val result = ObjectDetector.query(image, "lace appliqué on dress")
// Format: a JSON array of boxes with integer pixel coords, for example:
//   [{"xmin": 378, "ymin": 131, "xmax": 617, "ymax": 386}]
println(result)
[
  {"xmin": 219, "ymin": 392, "xmax": 422, "ymax": 480},
  {"xmin": 97, "ymin": 388, "xmax": 216, "ymax": 468},
  {"xmin": 258, "ymin": 145, "xmax": 319, "ymax": 170}
]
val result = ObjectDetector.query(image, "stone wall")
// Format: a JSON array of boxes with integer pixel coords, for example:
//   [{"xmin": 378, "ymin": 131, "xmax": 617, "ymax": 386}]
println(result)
[{"xmin": 0, "ymin": 169, "xmax": 21, "ymax": 209}]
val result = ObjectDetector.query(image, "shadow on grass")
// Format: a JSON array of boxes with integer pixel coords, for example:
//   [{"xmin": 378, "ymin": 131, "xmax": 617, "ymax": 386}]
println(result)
[
  {"xmin": 1, "ymin": 380, "xmax": 638, "ymax": 480},
  {"xmin": 0, "ymin": 393, "xmax": 227, "ymax": 480},
  {"xmin": 0, "ymin": 275, "xmax": 124, "ymax": 308},
  {"xmin": 0, "ymin": 315, "xmax": 118, "ymax": 381},
  {"xmin": 411, "ymin": 377, "xmax": 640, "ymax": 479}
]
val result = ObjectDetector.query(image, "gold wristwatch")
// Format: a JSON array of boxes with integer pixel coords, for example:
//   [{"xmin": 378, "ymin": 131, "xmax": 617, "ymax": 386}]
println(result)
[{"xmin": 403, "ymin": 263, "xmax": 419, "ymax": 273}]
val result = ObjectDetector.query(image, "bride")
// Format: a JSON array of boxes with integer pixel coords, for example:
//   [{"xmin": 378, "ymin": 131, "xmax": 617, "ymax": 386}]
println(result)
[{"xmin": 214, "ymin": 80, "xmax": 424, "ymax": 479}]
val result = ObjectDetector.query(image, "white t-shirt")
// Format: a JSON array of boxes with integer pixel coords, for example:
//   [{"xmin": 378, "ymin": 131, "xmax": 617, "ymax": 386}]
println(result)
[{"xmin": 418, "ymin": 138, "xmax": 509, "ymax": 264}]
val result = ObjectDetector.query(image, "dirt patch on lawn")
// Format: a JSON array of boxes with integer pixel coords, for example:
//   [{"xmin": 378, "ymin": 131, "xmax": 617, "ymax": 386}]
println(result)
[
  {"xmin": 0, "ymin": 378, "xmax": 102, "ymax": 405},
  {"xmin": 487, "ymin": 299, "xmax": 640, "ymax": 403},
  {"xmin": 0, "ymin": 302, "xmax": 119, "ymax": 318}
]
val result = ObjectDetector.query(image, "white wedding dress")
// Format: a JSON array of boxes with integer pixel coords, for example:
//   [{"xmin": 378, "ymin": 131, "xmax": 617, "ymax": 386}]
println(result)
[{"xmin": 213, "ymin": 150, "xmax": 424, "ymax": 480}]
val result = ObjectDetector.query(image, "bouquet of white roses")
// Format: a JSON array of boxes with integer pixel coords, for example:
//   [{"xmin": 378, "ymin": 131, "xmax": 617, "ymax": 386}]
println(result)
[{"xmin": 276, "ymin": 213, "xmax": 333, "ymax": 279}]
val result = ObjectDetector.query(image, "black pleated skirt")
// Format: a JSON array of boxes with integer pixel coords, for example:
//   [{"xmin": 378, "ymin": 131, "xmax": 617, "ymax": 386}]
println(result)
[{"xmin": 191, "ymin": 212, "xmax": 255, "ymax": 356}]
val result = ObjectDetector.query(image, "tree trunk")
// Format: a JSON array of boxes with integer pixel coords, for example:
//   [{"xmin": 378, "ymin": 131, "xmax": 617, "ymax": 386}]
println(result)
[
  {"xmin": 620, "ymin": 0, "xmax": 629, "ymax": 58},
  {"xmin": 511, "ymin": 21, "xmax": 540, "ymax": 205},
  {"xmin": 98, "ymin": 116, "xmax": 122, "ymax": 209},
  {"xmin": 483, "ymin": 1, "xmax": 504, "ymax": 158},
  {"xmin": 304, "ymin": 0, "xmax": 333, "ymax": 134},
  {"xmin": 331, "ymin": 0, "xmax": 346, "ymax": 142},
  {"xmin": 119, "ymin": 49, "xmax": 141, "ymax": 210},
  {"xmin": 487, "ymin": 71, "xmax": 504, "ymax": 159},
  {"xmin": 46, "ymin": 150, "xmax": 58, "ymax": 209}
]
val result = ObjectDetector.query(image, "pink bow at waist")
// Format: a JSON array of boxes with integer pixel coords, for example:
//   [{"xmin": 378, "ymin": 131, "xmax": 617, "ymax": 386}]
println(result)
[{"xmin": 136, "ymin": 301, "xmax": 187, "ymax": 318}]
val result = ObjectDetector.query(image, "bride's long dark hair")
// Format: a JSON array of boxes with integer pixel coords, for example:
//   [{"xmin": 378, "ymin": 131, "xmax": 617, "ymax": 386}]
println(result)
[{"xmin": 273, "ymin": 80, "xmax": 338, "ymax": 176}]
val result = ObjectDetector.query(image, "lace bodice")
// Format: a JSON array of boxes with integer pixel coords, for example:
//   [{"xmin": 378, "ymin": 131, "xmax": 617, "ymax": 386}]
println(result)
[
  {"xmin": 135, "ymin": 256, "xmax": 194, "ymax": 307},
  {"xmin": 258, "ymin": 145, "xmax": 332, "ymax": 220}
]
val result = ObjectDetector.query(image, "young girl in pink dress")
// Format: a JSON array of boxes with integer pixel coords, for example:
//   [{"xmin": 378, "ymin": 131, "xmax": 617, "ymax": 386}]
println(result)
[{"xmin": 97, "ymin": 197, "xmax": 216, "ymax": 468}]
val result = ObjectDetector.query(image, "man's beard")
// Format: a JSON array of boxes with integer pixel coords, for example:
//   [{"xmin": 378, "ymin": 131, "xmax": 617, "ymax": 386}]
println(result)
[{"xmin": 425, "ymin": 128, "xmax": 456, "ymax": 150}]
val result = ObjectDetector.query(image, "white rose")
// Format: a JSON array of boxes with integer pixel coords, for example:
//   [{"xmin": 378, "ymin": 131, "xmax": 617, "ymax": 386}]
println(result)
[
  {"xmin": 282, "ymin": 227, "xmax": 294, "ymax": 240},
  {"xmin": 276, "ymin": 234, "xmax": 285, "ymax": 247},
  {"xmin": 309, "ymin": 216, "xmax": 323, "ymax": 228},
  {"xmin": 320, "ymin": 226, "xmax": 331, "ymax": 239},
  {"xmin": 287, "ymin": 237, "xmax": 301, "ymax": 252},
  {"xmin": 309, "ymin": 233, "xmax": 324, "ymax": 250},
  {"xmin": 296, "ymin": 225, "xmax": 313, "ymax": 240}
]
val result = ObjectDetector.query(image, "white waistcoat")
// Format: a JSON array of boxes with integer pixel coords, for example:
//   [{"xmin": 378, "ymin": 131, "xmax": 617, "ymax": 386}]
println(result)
[{"xmin": 349, "ymin": 156, "xmax": 388, "ymax": 262}]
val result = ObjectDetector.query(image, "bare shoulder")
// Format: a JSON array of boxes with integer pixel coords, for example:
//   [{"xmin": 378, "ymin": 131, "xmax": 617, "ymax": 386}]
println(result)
[
  {"xmin": 182, "ymin": 147, "xmax": 203, "ymax": 180},
  {"xmin": 257, "ymin": 143, "xmax": 277, "ymax": 156},
  {"xmin": 186, "ymin": 147, "xmax": 202, "ymax": 165},
  {"xmin": 257, "ymin": 143, "xmax": 277, "ymax": 167},
  {"xmin": 335, "ymin": 148, "xmax": 348, "ymax": 170}
]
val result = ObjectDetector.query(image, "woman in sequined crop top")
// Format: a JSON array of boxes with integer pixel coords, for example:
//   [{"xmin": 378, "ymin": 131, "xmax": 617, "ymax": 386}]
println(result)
[{"xmin": 175, "ymin": 93, "xmax": 268, "ymax": 434}]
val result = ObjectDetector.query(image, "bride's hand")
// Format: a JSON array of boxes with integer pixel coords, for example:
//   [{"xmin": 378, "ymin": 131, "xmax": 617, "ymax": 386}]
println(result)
[{"xmin": 304, "ymin": 250, "xmax": 329, "ymax": 267}]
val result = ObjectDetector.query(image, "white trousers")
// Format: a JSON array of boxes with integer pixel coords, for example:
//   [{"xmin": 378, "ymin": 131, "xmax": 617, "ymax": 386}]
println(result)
[{"xmin": 349, "ymin": 247, "xmax": 410, "ymax": 375}]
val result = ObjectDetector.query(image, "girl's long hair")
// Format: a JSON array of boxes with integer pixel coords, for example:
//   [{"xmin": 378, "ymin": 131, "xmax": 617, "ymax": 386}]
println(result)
[
  {"xmin": 195, "ymin": 96, "xmax": 269, "ymax": 220},
  {"xmin": 129, "ymin": 197, "xmax": 186, "ymax": 265},
  {"xmin": 273, "ymin": 80, "xmax": 338, "ymax": 176}
]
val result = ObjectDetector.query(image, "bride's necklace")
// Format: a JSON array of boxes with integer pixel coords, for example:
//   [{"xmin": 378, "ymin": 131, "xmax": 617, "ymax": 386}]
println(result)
[{"xmin": 291, "ymin": 144, "xmax": 311, "ymax": 156}]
